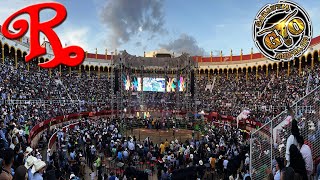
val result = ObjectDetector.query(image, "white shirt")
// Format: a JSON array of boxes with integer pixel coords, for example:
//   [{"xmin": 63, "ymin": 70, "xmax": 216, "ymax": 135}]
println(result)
[
  {"xmin": 285, "ymin": 135, "xmax": 298, "ymax": 166},
  {"xmin": 10, "ymin": 143, "xmax": 15, "ymax": 150},
  {"xmin": 123, "ymin": 151, "xmax": 129, "ymax": 158},
  {"xmin": 28, "ymin": 169, "xmax": 34, "ymax": 180},
  {"xmin": 128, "ymin": 142, "xmax": 135, "ymax": 151},
  {"xmin": 90, "ymin": 172, "xmax": 95, "ymax": 180},
  {"xmin": 46, "ymin": 152, "xmax": 50, "ymax": 162},
  {"xmin": 167, "ymin": 155, "xmax": 171, "ymax": 161},
  {"xmin": 274, "ymin": 170, "xmax": 280, "ymax": 180},
  {"xmin": 32, "ymin": 173, "xmax": 43, "ymax": 180},
  {"xmin": 223, "ymin": 159, "xmax": 228, "ymax": 169},
  {"xmin": 245, "ymin": 157, "xmax": 250, "ymax": 165},
  {"xmin": 300, "ymin": 144, "xmax": 313, "ymax": 176}
]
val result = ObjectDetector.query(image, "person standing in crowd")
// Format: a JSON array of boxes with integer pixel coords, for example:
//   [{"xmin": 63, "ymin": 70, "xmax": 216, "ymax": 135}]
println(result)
[
  {"xmin": 280, "ymin": 167, "xmax": 295, "ymax": 180},
  {"xmin": 13, "ymin": 143, "xmax": 25, "ymax": 170},
  {"xmin": 31, "ymin": 160, "xmax": 46, "ymax": 180},
  {"xmin": 209, "ymin": 156, "xmax": 216, "ymax": 171},
  {"xmin": 94, "ymin": 155, "xmax": 101, "ymax": 177},
  {"xmin": 89, "ymin": 170, "xmax": 95, "ymax": 180},
  {"xmin": 197, "ymin": 160, "xmax": 205, "ymax": 179},
  {"xmin": 79, "ymin": 153, "xmax": 85, "ymax": 176},
  {"xmin": 0, "ymin": 148, "xmax": 15, "ymax": 180},
  {"xmin": 297, "ymin": 135, "xmax": 313, "ymax": 179},
  {"xmin": 243, "ymin": 167, "xmax": 250, "ymax": 180},
  {"xmin": 244, "ymin": 153, "xmax": 250, "ymax": 170},
  {"xmin": 0, "ymin": 120, "xmax": 8, "ymax": 148},
  {"xmin": 274, "ymin": 158, "xmax": 284, "ymax": 180},
  {"xmin": 285, "ymin": 119, "xmax": 300, "ymax": 167},
  {"xmin": 13, "ymin": 165, "xmax": 28, "ymax": 180},
  {"xmin": 108, "ymin": 171, "xmax": 118, "ymax": 180},
  {"xmin": 289, "ymin": 144, "xmax": 308, "ymax": 180},
  {"xmin": 46, "ymin": 149, "xmax": 52, "ymax": 165},
  {"xmin": 223, "ymin": 156, "xmax": 229, "ymax": 178},
  {"xmin": 160, "ymin": 142, "xmax": 165, "ymax": 155},
  {"xmin": 161, "ymin": 168, "xmax": 169, "ymax": 180},
  {"xmin": 24, "ymin": 156, "xmax": 37, "ymax": 180},
  {"xmin": 69, "ymin": 172, "xmax": 81, "ymax": 180},
  {"xmin": 89, "ymin": 145, "xmax": 96, "ymax": 170}
]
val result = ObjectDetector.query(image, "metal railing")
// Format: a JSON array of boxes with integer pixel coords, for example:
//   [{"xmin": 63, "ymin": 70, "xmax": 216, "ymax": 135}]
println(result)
[
  {"xmin": 5, "ymin": 99, "xmax": 110, "ymax": 105},
  {"xmin": 250, "ymin": 85, "xmax": 320, "ymax": 179}
]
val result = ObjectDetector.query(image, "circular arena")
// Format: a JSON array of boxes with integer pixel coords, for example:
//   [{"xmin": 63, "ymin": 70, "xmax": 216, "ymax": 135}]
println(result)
[
  {"xmin": 0, "ymin": 5, "xmax": 320, "ymax": 180},
  {"xmin": 0, "ymin": 34, "xmax": 320, "ymax": 179}
]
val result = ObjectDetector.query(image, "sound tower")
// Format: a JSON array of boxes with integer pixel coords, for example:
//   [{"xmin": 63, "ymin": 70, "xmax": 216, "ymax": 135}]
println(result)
[
  {"xmin": 114, "ymin": 68, "xmax": 119, "ymax": 93},
  {"xmin": 191, "ymin": 70, "xmax": 195, "ymax": 97}
]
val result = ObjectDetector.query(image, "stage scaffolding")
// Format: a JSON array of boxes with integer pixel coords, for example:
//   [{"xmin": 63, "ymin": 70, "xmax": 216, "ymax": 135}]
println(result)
[{"xmin": 110, "ymin": 50, "xmax": 198, "ymax": 121}]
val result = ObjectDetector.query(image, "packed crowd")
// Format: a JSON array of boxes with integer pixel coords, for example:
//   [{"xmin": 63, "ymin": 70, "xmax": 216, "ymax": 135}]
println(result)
[
  {"xmin": 0, "ymin": 57, "xmax": 112, "ymax": 126},
  {"xmin": 252, "ymin": 116, "xmax": 320, "ymax": 180},
  {"xmin": 197, "ymin": 62, "xmax": 320, "ymax": 123},
  {"xmin": 42, "ymin": 117, "xmax": 251, "ymax": 180},
  {"xmin": 251, "ymin": 99, "xmax": 320, "ymax": 180},
  {"xmin": 0, "ymin": 51, "xmax": 320, "ymax": 179},
  {"xmin": 0, "ymin": 118, "xmax": 49, "ymax": 179},
  {"xmin": 1, "ymin": 53, "xmax": 319, "ymax": 127}
]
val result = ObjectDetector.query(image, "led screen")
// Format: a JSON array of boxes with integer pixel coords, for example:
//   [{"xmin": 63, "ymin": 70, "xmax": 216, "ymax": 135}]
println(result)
[
  {"xmin": 143, "ymin": 77, "xmax": 165, "ymax": 92},
  {"xmin": 166, "ymin": 78, "xmax": 177, "ymax": 92},
  {"xmin": 123, "ymin": 75, "xmax": 131, "ymax": 91},
  {"xmin": 167, "ymin": 76, "xmax": 186, "ymax": 92},
  {"xmin": 178, "ymin": 76, "xmax": 186, "ymax": 91},
  {"xmin": 124, "ymin": 76, "xmax": 183, "ymax": 92},
  {"xmin": 131, "ymin": 77, "xmax": 142, "ymax": 91},
  {"xmin": 123, "ymin": 76, "xmax": 142, "ymax": 91}
]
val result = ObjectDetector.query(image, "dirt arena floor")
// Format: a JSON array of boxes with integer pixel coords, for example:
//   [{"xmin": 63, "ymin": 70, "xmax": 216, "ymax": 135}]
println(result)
[{"xmin": 124, "ymin": 128, "xmax": 201, "ymax": 144}]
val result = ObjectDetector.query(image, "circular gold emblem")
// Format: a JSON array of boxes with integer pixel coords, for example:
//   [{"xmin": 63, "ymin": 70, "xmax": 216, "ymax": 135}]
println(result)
[{"xmin": 253, "ymin": 1, "xmax": 312, "ymax": 61}]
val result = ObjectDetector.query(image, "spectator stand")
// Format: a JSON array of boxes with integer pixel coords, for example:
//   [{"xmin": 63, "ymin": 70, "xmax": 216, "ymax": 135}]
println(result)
[{"xmin": 250, "ymin": 84, "xmax": 320, "ymax": 179}]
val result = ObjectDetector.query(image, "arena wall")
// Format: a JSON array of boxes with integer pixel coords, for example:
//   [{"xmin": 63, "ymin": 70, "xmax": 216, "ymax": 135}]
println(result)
[{"xmin": 1, "ymin": 30, "xmax": 320, "ymax": 75}]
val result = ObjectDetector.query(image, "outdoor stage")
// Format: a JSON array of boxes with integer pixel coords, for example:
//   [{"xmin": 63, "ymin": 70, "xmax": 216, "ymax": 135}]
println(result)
[{"xmin": 124, "ymin": 128, "xmax": 200, "ymax": 144}]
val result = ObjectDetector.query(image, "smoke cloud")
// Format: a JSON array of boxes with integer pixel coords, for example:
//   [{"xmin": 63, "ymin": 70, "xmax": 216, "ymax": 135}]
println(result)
[
  {"xmin": 159, "ymin": 34, "xmax": 207, "ymax": 56},
  {"xmin": 100, "ymin": 0, "xmax": 166, "ymax": 48}
]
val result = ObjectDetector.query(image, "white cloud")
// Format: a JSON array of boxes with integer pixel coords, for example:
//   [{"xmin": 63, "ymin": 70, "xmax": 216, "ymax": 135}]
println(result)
[
  {"xmin": 0, "ymin": 0, "xmax": 53, "ymax": 26},
  {"xmin": 57, "ymin": 26, "xmax": 90, "ymax": 52}
]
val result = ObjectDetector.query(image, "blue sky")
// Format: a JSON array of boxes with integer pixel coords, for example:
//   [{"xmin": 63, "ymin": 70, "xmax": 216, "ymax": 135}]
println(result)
[{"xmin": 1, "ymin": 0, "xmax": 320, "ymax": 57}]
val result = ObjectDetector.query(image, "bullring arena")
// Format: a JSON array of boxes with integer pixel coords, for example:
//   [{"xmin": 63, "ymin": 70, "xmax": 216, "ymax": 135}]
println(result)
[
  {"xmin": 1, "ymin": 33, "xmax": 319, "ymax": 179},
  {"xmin": 1, "ymin": 2, "xmax": 320, "ymax": 180}
]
